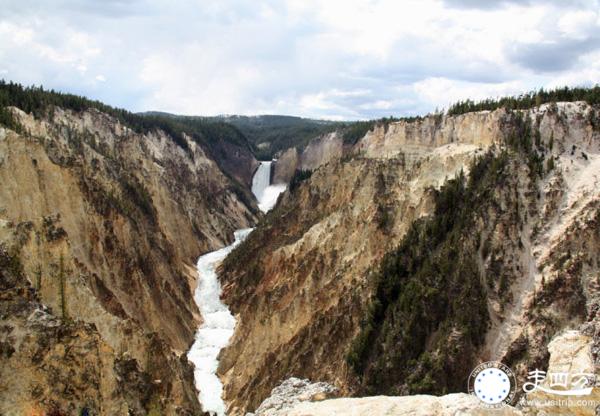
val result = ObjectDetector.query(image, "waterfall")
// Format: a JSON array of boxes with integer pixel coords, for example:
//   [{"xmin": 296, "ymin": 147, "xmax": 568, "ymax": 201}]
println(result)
[
  {"xmin": 187, "ymin": 160, "xmax": 285, "ymax": 416},
  {"xmin": 251, "ymin": 161, "xmax": 272, "ymax": 203},
  {"xmin": 252, "ymin": 161, "xmax": 287, "ymax": 212}
]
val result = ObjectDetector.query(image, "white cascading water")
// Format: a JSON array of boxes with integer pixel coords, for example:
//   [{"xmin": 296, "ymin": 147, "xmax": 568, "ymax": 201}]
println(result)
[
  {"xmin": 251, "ymin": 161, "xmax": 271, "ymax": 203},
  {"xmin": 187, "ymin": 160, "xmax": 286, "ymax": 416},
  {"xmin": 252, "ymin": 161, "xmax": 287, "ymax": 213}
]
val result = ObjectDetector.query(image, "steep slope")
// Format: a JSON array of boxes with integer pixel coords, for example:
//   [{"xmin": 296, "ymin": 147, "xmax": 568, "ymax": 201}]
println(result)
[
  {"xmin": 0, "ymin": 97, "xmax": 259, "ymax": 415},
  {"xmin": 251, "ymin": 327, "xmax": 598, "ymax": 415},
  {"xmin": 219, "ymin": 143, "xmax": 491, "ymax": 412},
  {"xmin": 217, "ymin": 102, "xmax": 600, "ymax": 414}
]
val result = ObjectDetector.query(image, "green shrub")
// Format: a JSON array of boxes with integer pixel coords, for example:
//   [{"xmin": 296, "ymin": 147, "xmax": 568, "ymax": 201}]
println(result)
[{"xmin": 0, "ymin": 106, "xmax": 23, "ymax": 133}]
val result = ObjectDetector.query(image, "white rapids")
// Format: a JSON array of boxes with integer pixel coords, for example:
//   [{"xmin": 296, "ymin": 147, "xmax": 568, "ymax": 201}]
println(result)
[{"xmin": 187, "ymin": 160, "xmax": 286, "ymax": 415}]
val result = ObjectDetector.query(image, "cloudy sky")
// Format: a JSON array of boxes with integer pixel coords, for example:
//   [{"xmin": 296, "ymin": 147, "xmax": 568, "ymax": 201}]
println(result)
[{"xmin": 0, "ymin": 0, "xmax": 599, "ymax": 119}]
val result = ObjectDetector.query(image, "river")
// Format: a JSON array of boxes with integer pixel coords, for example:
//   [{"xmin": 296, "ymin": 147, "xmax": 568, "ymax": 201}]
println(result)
[{"xmin": 187, "ymin": 161, "xmax": 286, "ymax": 415}]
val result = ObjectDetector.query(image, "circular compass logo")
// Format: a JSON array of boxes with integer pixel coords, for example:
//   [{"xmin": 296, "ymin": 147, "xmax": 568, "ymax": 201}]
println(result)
[{"xmin": 468, "ymin": 361, "xmax": 517, "ymax": 408}]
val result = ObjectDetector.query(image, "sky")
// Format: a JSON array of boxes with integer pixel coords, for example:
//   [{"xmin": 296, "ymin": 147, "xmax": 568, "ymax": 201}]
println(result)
[{"xmin": 0, "ymin": 0, "xmax": 599, "ymax": 120}]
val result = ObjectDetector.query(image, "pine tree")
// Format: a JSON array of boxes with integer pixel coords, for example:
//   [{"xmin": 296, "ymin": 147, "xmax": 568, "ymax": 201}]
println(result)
[{"xmin": 58, "ymin": 255, "xmax": 67, "ymax": 320}]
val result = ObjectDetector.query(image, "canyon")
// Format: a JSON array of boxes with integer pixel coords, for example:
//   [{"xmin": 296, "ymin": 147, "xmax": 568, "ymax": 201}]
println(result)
[
  {"xmin": 188, "ymin": 160, "xmax": 285, "ymax": 415},
  {"xmin": 0, "ymin": 87, "xmax": 599, "ymax": 416}
]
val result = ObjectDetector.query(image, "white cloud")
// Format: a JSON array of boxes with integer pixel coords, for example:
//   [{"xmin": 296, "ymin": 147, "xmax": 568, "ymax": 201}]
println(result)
[
  {"xmin": 359, "ymin": 100, "xmax": 394, "ymax": 110},
  {"xmin": 0, "ymin": 0, "xmax": 598, "ymax": 119},
  {"xmin": 558, "ymin": 10, "xmax": 599, "ymax": 39},
  {"xmin": 413, "ymin": 77, "xmax": 526, "ymax": 110}
]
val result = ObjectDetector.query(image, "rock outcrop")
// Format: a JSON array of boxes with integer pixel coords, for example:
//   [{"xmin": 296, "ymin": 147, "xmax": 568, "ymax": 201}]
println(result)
[
  {"xmin": 522, "ymin": 330, "xmax": 600, "ymax": 416},
  {"xmin": 248, "ymin": 378, "xmax": 339, "ymax": 416},
  {"xmin": 272, "ymin": 132, "xmax": 344, "ymax": 184},
  {"xmin": 356, "ymin": 109, "xmax": 505, "ymax": 159},
  {"xmin": 253, "ymin": 329, "xmax": 600, "ymax": 415}
]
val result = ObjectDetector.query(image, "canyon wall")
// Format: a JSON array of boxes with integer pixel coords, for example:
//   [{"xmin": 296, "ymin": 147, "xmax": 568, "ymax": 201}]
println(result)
[
  {"xmin": 219, "ymin": 102, "xmax": 600, "ymax": 414},
  {"xmin": 0, "ymin": 106, "xmax": 258, "ymax": 415}
]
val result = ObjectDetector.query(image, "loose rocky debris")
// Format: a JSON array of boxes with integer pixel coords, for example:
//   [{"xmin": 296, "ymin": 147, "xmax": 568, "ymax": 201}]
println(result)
[{"xmin": 247, "ymin": 378, "xmax": 339, "ymax": 416}]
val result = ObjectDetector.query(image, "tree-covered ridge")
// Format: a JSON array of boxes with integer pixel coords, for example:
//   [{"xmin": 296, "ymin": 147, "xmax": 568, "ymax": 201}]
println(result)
[
  {"xmin": 0, "ymin": 80, "xmax": 252, "ymax": 156},
  {"xmin": 447, "ymin": 85, "xmax": 600, "ymax": 116},
  {"xmin": 142, "ymin": 112, "xmax": 421, "ymax": 158},
  {"xmin": 4, "ymin": 81, "xmax": 599, "ymax": 162},
  {"xmin": 204, "ymin": 114, "xmax": 340, "ymax": 160}
]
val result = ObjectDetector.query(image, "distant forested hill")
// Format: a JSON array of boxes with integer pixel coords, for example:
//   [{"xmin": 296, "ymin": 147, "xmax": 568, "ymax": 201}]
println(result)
[
  {"xmin": 0, "ymin": 81, "xmax": 253, "ymax": 158},
  {"xmin": 140, "ymin": 113, "xmax": 342, "ymax": 160},
  {"xmin": 214, "ymin": 115, "xmax": 340, "ymax": 160}
]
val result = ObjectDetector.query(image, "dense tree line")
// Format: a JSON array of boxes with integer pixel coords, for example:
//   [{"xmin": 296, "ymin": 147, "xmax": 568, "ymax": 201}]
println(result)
[
  {"xmin": 340, "ymin": 120, "xmax": 377, "ymax": 145},
  {"xmin": 0, "ymin": 80, "xmax": 251, "ymax": 156},
  {"xmin": 339, "ymin": 116, "xmax": 424, "ymax": 145},
  {"xmin": 447, "ymin": 85, "xmax": 600, "ymax": 116}
]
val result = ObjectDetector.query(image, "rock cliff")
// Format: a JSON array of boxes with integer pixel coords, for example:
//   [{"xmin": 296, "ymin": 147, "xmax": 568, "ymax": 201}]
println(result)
[
  {"xmin": 219, "ymin": 102, "xmax": 600, "ymax": 414},
  {"xmin": 272, "ymin": 132, "xmax": 345, "ymax": 184},
  {"xmin": 0, "ymin": 104, "xmax": 258, "ymax": 415}
]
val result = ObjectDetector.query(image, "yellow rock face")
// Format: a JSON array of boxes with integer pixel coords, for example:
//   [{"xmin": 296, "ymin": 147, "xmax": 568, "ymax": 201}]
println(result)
[{"xmin": 0, "ymin": 106, "xmax": 258, "ymax": 415}]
